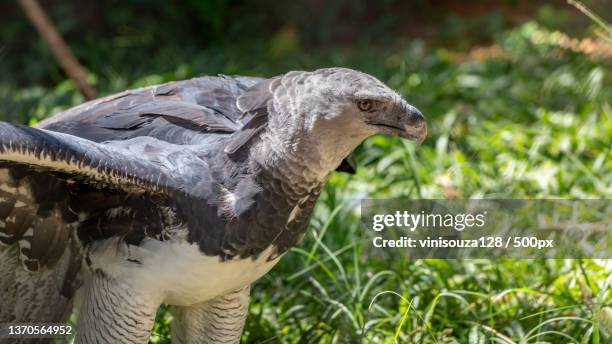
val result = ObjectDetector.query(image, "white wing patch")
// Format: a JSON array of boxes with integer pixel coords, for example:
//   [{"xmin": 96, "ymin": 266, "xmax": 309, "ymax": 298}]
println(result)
[{"xmin": 219, "ymin": 187, "xmax": 237, "ymax": 217}]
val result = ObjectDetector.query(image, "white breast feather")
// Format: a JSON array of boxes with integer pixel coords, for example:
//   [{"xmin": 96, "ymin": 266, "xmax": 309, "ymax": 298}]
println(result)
[{"xmin": 88, "ymin": 236, "xmax": 281, "ymax": 306}]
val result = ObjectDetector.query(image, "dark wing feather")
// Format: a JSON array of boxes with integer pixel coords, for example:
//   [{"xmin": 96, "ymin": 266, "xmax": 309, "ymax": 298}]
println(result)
[
  {"xmin": 0, "ymin": 124, "xmax": 178, "ymax": 194},
  {"xmin": 37, "ymin": 75, "xmax": 264, "ymax": 144},
  {"xmin": 224, "ymin": 77, "xmax": 281, "ymax": 154},
  {"xmin": 223, "ymin": 110, "xmax": 268, "ymax": 154},
  {"xmin": 99, "ymin": 100, "xmax": 239, "ymax": 133},
  {"xmin": 236, "ymin": 77, "xmax": 280, "ymax": 113}
]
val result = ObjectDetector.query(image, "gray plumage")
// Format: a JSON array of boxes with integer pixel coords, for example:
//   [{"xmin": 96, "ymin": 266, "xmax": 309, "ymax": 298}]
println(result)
[{"xmin": 0, "ymin": 67, "xmax": 426, "ymax": 343}]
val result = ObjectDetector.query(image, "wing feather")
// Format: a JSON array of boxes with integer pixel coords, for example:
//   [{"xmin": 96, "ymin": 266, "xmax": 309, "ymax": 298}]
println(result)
[
  {"xmin": 0, "ymin": 123, "xmax": 202, "ymax": 275},
  {"xmin": 224, "ymin": 77, "xmax": 281, "ymax": 154},
  {"xmin": 0, "ymin": 123, "xmax": 177, "ymax": 194},
  {"xmin": 38, "ymin": 76, "xmax": 265, "ymax": 144}
]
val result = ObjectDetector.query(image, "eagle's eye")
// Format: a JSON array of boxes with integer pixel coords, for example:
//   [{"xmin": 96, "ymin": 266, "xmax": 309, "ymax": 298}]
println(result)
[{"xmin": 356, "ymin": 99, "xmax": 373, "ymax": 112}]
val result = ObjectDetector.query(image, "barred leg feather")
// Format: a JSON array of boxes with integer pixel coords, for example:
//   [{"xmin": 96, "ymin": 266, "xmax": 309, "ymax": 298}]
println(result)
[{"xmin": 171, "ymin": 285, "xmax": 250, "ymax": 344}]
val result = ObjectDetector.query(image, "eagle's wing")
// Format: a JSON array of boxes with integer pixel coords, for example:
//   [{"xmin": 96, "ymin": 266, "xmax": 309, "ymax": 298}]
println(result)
[
  {"xmin": 0, "ymin": 122, "xmax": 202, "ymax": 323},
  {"xmin": 0, "ymin": 122, "xmax": 198, "ymax": 266},
  {"xmin": 0, "ymin": 123, "xmax": 184, "ymax": 195},
  {"xmin": 37, "ymin": 75, "xmax": 265, "ymax": 144}
]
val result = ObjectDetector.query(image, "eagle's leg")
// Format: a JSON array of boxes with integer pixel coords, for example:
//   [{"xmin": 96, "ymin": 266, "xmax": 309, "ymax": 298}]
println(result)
[
  {"xmin": 171, "ymin": 285, "xmax": 250, "ymax": 344},
  {"xmin": 75, "ymin": 270, "xmax": 160, "ymax": 344}
]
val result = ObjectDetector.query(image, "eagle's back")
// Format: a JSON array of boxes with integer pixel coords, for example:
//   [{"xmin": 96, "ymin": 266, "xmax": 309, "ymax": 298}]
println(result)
[{"xmin": 37, "ymin": 75, "xmax": 263, "ymax": 143}]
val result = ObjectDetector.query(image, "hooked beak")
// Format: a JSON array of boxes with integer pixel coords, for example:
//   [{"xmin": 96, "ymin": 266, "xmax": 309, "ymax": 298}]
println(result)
[{"xmin": 366, "ymin": 102, "xmax": 427, "ymax": 144}]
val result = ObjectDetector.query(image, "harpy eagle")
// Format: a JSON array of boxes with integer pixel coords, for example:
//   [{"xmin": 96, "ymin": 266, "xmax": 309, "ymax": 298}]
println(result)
[{"xmin": 0, "ymin": 68, "xmax": 426, "ymax": 343}]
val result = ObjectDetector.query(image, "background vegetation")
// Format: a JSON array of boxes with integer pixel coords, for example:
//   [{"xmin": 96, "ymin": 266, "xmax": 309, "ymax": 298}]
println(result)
[{"xmin": 1, "ymin": 1, "xmax": 610, "ymax": 343}]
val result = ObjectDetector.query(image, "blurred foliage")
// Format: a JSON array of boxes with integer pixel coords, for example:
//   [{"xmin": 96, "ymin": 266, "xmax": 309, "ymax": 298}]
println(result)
[
  {"xmin": 1, "ymin": 0, "xmax": 608, "ymax": 111},
  {"xmin": 1, "ymin": 1, "xmax": 611, "ymax": 343}
]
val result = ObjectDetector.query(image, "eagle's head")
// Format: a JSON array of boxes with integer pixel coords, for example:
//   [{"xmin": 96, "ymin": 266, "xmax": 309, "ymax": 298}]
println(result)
[{"xmin": 237, "ymin": 67, "xmax": 426, "ymax": 178}]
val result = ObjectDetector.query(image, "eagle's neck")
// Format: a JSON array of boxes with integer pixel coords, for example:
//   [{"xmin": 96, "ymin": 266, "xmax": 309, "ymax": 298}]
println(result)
[
  {"xmin": 184, "ymin": 136, "xmax": 334, "ymax": 260},
  {"xmin": 253, "ymin": 131, "xmax": 341, "ymax": 185},
  {"xmin": 229, "ymin": 138, "xmax": 332, "ymax": 258}
]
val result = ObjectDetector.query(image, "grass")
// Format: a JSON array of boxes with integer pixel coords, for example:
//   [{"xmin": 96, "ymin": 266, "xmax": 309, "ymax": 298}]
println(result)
[{"xmin": 3, "ymin": 18, "xmax": 610, "ymax": 344}]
